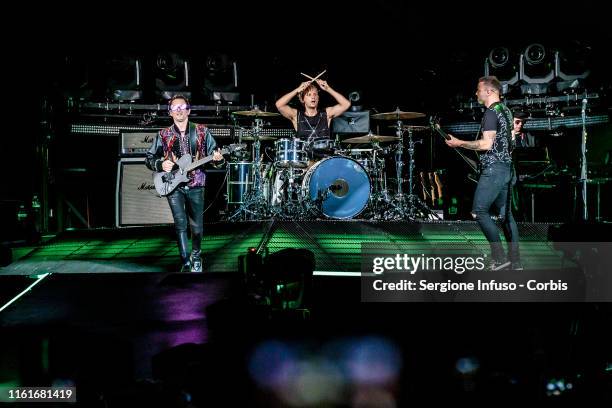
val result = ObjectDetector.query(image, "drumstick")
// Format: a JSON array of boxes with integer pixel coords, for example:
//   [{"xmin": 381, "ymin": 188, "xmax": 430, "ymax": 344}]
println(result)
[
  {"xmin": 300, "ymin": 70, "xmax": 327, "ymax": 83},
  {"xmin": 300, "ymin": 72, "xmax": 315, "ymax": 80}
]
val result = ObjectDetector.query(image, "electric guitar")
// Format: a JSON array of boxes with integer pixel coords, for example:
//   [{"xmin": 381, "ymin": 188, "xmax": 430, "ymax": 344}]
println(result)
[
  {"xmin": 430, "ymin": 117, "xmax": 480, "ymax": 183},
  {"xmin": 153, "ymin": 143, "xmax": 245, "ymax": 196}
]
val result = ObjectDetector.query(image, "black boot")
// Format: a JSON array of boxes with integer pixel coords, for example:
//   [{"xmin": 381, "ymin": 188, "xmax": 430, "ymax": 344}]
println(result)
[{"xmin": 190, "ymin": 249, "xmax": 202, "ymax": 272}]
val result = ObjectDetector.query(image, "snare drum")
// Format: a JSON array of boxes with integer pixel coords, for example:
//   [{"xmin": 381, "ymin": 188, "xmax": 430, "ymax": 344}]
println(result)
[
  {"xmin": 310, "ymin": 138, "xmax": 336, "ymax": 151},
  {"xmin": 275, "ymin": 138, "xmax": 308, "ymax": 168},
  {"xmin": 309, "ymin": 138, "xmax": 336, "ymax": 160}
]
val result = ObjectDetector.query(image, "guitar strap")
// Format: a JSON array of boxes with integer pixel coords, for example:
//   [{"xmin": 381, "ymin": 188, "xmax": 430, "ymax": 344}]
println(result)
[
  {"xmin": 489, "ymin": 101, "xmax": 513, "ymax": 152},
  {"xmin": 188, "ymin": 122, "xmax": 197, "ymax": 159}
]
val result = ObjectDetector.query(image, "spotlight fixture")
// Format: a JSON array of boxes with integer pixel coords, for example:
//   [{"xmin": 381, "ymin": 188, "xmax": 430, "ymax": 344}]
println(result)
[
  {"xmin": 154, "ymin": 52, "xmax": 190, "ymax": 100},
  {"xmin": 488, "ymin": 47, "xmax": 510, "ymax": 68},
  {"xmin": 524, "ymin": 43, "xmax": 546, "ymax": 66}
]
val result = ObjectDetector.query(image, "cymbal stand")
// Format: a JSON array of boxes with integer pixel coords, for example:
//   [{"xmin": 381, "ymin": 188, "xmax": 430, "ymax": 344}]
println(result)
[
  {"xmin": 404, "ymin": 128, "xmax": 439, "ymax": 220},
  {"xmin": 383, "ymin": 119, "xmax": 411, "ymax": 219},
  {"xmin": 364, "ymin": 143, "xmax": 393, "ymax": 220},
  {"xmin": 228, "ymin": 118, "xmax": 271, "ymax": 220}
]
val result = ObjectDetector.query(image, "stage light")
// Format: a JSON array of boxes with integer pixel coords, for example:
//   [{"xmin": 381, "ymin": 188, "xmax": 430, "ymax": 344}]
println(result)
[
  {"xmin": 546, "ymin": 377, "xmax": 573, "ymax": 397},
  {"xmin": 489, "ymin": 47, "xmax": 510, "ymax": 68},
  {"xmin": 455, "ymin": 356, "xmax": 480, "ymax": 375},
  {"xmin": 104, "ymin": 55, "xmax": 143, "ymax": 102},
  {"xmin": 484, "ymin": 46, "xmax": 519, "ymax": 92},
  {"xmin": 59, "ymin": 56, "xmax": 93, "ymax": 101},
  {"xmin": 554, "ymin": 42, "xmax": 591, "ymax": 93},
  {"xmin": 203, "ymin": 53, "xmax": 239, "ymax": 104},
  {"xmin": 519, "ymin": 43, "xmax": 555, "ymax": 95},
  {"xmin": 524, "ymin": 43, "xmax": 546, "ymax": 65},
  {"xmin": 154, "ymin": 52, "xmax": 191, "ymax": 100},
  {"xmin": 348, "ymin": 90, "xmax": 364, "ymax": 112}
]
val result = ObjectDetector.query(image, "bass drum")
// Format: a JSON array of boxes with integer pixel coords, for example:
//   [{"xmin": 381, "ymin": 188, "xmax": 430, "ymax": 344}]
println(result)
[{"xmin": 302, "ymin": 156, "xmax": 370, "ymax": 219}]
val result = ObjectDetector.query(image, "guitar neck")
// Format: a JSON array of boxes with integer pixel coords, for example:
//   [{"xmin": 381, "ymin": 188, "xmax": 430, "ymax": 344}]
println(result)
[
  {"xmin": 185, "ymin": 155, "xmax": 214, "ymax": 172},
  {"xmin": 432, "ymin": 123, "xmax": 479, "ymax": 172},
  {"xmin": 434, "ymin": 125, "xmax": 451, "ymax": 141}
]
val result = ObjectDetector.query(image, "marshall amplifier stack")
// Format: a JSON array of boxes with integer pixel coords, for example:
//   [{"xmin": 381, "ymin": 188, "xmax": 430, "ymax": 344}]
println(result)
[{"xmin": 116, "ymin": 128, "xmax": 172, "ymax": 227}]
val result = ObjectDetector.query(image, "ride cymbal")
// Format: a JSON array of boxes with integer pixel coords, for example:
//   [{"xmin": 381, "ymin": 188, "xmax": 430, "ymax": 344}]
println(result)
[
  {"xmin": 233, "ymin": 108, "xmax": 280, "ymax": 117},
  {"xmin": 371, "ymin": 109, "xmax": 426, "ymax": 120}
]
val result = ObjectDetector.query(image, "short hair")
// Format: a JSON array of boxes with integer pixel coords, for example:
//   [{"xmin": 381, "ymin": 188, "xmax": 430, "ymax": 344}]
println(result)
[
  {"xmin": 167, "ymin": 94, "xmax": 190, "ymax": 110},
  {"xmin": 478, "ymin": 76, "xmax": 502, "ymax": 94},
  {"xmin": 298, "ymin": 83, "xmax": 319, "ymax": 103},
  {"xmin": 513, "ymin": 110, "xmax": 529, "ymax": 120}
]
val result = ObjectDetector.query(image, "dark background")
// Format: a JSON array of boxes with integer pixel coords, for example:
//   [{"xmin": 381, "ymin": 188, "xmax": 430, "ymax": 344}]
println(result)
[{"xmin": 4, "ymin": 1, "xmax": 612, "ymax": 229}]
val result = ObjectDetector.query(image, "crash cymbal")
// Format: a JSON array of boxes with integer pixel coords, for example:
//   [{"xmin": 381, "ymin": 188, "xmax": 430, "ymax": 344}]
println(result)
[
  {"xmin": 342, "ymin": 134, "xmax": 400, "ymax": 144},
  {"xmin": 233, "ymin": 108, "xmax": 280, "ymax": 117},
  {"xmin": 240, "ymin": 135, "xmax": 278, "ymax": 141},
  {"xmin": 371, "ymin": 109, "xmax": 426, "ymax": 120}
]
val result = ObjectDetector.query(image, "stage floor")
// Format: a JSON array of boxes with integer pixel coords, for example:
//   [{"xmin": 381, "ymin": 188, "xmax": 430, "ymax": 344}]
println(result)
[
  {"xmin": 1, "ymin": 221, "xmax": 610, "ymax": 404},
  {"xmin": 1, "ymin": 220, "xmax": 570, "ymax": 275}
]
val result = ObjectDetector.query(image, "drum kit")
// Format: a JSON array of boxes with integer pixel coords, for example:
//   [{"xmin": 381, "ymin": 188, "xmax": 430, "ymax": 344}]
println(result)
[{"xmin": 225, "ymin": 107, "xmax": 438, "ymax": 221}]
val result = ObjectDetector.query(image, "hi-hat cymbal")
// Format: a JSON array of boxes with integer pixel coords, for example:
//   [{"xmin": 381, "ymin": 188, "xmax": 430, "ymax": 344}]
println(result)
[
  {"xmin": 240, "ymin": 135, "xmax": 277, "ymax": 141},
  {"xmin": 342, "ymin": 134, "xmax": 400, "ymax": 144},
  {"xmin": 371, "ymin": 109, "xmax": 426, "ymax": 120},
  {"xmin": 233, "ymin": 108, "xmax": 280, "ymax": 117}
]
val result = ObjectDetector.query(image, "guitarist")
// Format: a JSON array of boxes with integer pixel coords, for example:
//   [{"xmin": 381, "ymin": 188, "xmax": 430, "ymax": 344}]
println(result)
[
  {"xmin": 145, "ymin": 95, "xmax": 225, "ymax": 272},
  {"xmin": 444, "ymin": 77, "xmax": 522, "ymax": 271}
]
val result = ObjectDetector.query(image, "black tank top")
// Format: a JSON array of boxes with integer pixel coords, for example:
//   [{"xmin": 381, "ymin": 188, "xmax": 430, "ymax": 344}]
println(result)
[{"xmin": 296, "ymin": 110, "xmax": 330, "ymax": 140}]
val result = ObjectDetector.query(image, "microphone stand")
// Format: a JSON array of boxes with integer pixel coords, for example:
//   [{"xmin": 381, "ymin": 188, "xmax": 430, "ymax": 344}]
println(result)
[{"xmin": 580, "ymin": 98, "xmax": 588, "ymax": 221}]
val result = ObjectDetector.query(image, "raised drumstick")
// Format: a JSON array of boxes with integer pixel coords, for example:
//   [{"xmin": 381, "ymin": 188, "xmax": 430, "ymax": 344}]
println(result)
[{"xmin": 300, "ymin": 69, "xmax": 327, "ymax": 83}]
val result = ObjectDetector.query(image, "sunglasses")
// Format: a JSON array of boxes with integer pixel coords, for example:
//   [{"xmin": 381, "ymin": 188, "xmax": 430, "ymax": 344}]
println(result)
[{"xmin": 169, "ymin": 103, "xmax": 190, "ymax": 112}]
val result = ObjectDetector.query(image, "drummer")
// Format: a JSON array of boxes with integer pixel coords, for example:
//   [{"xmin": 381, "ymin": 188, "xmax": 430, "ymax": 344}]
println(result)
[{"xmin": 275, "ymin": 78, "xmax": 351, "ymax": 161}]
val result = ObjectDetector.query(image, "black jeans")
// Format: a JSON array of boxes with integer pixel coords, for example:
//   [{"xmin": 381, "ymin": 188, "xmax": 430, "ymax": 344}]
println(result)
[
  {"xmin": 167, "ymin": 187, "xmax": 205, "ymax": 263},
  {"xmin": 472, "ymin": 162, "xmax": 520, "ymax": 263}
]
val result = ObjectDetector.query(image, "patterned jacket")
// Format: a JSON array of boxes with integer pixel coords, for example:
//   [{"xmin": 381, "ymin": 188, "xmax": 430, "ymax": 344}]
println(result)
[{"xmin": 145, "ymin": 122, "xmax": 222, "ymax": 188}]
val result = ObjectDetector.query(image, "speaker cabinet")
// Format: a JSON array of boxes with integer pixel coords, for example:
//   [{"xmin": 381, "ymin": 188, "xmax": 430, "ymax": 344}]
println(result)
[
  {"xmin": 116, "ymin": 158, "xmax": 173, "ymax": 227},
  {"xmin": 120, "ymin": 130, "xmax": 160, "ymax": 156}
]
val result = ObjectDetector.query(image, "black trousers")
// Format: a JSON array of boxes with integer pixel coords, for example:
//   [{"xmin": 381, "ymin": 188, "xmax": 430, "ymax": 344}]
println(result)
[
  {"xmin": 166, "ymin": 187, "xmax": 205, "ymax": 263},
  {"xmin": 471, "ymin": 162, "xmax": 520, "ymax": 263}
]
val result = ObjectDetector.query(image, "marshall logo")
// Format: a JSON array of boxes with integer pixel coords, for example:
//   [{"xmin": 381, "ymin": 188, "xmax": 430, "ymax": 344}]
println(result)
[{"xmin": 138, "ymin": 182, "xmax": 156, "ymax": 191}]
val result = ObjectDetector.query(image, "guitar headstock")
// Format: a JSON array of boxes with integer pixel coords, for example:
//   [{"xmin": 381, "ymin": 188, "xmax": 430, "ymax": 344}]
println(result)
[{"xmin": 429, "ymin": 115, "xmax": 441, "ymax": 130}]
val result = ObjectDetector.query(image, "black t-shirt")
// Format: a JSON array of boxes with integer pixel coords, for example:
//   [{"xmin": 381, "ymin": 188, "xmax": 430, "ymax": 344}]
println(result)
[
  {"xmin": 296, "ymin": 110, "xmax": 330, "ymax": 140},
  {"xmin": 479, "ymin": 102, "xmax": 513, "ymax": 167}
]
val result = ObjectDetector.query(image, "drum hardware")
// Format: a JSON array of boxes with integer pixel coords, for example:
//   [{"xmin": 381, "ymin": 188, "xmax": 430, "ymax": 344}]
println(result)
[
  {"xmin": 225, "ymin": 105, "xmax": 439, "ymax": 221},
  {"xmin": 228, "ymin": 118, "xmax": 273, "ymax": 220},
  {"xmin": 240, "ymin": 135, "xmax": 278, "ymax": 141},
  {"xmin": 388, "ymin": 124, "xmax": 430, "ymax": 132},
  {"xmin": 372, "ymin": 110, "xmax": 437, "ymax": 220}
]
